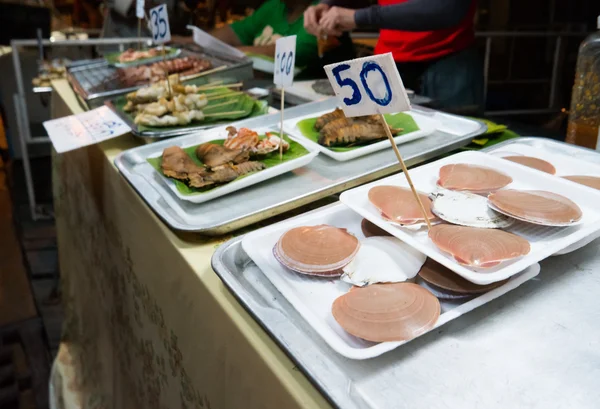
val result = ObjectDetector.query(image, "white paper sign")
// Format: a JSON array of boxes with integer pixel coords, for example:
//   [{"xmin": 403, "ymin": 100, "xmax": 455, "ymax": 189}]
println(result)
[
  {"xmin": 274, "ymin": 35, "xmax": 297, "ymax": 87},
  {"xmin": 43, "ymin": 106, "xmax": 131, "ymax": 154},
  {"xmin": 324, "ymin": 53, "xmax": 410, "ymax": 117},
  {"xmin": 149, "ymin": 4, "xmax": 171, "ymax": 44},
  {"xmin": 187, "ymin": 25, "xmax": 246, "ymax": 59},
  {"xmin": 136, "ymin": 0, "xmax": 145, "ymax": 19}
]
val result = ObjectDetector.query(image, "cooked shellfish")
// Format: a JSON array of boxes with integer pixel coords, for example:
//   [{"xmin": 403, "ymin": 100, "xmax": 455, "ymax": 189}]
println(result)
[
  {"xmin": 437, "ymin": 164, "xmax": 513, "ymax": 194},
  {"xmin": 332, "ymin": 283, "xmax": 440, "ymax": 342},
  {"xmin": 273, "ymin": 225, "xmax": 360, "ymax": 276},
  {"xmin": 341, "ymin": 237, "xmax": 426, "ymax": 287},
  {"xmin": 503, "ymin": 155, "xmax": 556, "ymax": 174},
  {"xmin": 368, "ymin": 185, "xmax": 436, "ymax": 227},
  {"xmin": 418, "ymin": 258, "xmax": 508, "ymax": 294},
  {"xmin": 430, "ymin": 189, "xmax": 513, "ymax": 229},
  {"xmin": 428, "ymin": 224, "xmax": 530, "ymax": 268},
  {"xmin": 360, "ymin": 219, "xmax": 391, "ymax": 238},
  {"xmin": 488, "ymin": 189, "xmax": 583, "ymax": 226},
  {"xmin": 562, "ymin": 175, "xmax": 600, "ymax": 191}
]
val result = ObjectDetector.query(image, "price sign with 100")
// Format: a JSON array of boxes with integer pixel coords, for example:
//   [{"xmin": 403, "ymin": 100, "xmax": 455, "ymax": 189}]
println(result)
[
  {"xmin": 149, "ymin": 4, "xmax": 171, "ymax": 43},
  {"xmin": 274, "ymin": 35, "xmax": 297, "ymax": 161},
  {"xmin": 324, "ymin": 53, "xmax": 431, "ymax": 229}
]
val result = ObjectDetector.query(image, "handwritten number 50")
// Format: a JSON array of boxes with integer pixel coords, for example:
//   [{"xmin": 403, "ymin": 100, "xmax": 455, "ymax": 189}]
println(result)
[{"xmin": 332, "ymin": 61, "xmax": 392, "ymax": 107}]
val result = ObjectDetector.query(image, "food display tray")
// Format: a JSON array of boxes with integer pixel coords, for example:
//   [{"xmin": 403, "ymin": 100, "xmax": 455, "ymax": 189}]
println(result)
[
  {"xmin": 483, "ymin": 137, "xmax": 600, "ymax": 255},
  {"xmin": 109, "ymin": 47, "xmax": 182, "ymax": 68},
  {"xmin": 241, "ymin": 203, "xmax": 540, "ymax": 359},
  {"xmin": 114, "ymin": 98, "xmax": 486, "ymax": 234},
  {"xmin": 340, "ymin": 150, "xmax": 600, "ymax": 285},
  {"xmin": 66, "ymin": 49, "xmax": 252, "ymax": 109},
  {"xmin": 212, "ymin": 206, "xmax": 600, "ymax": 409}
]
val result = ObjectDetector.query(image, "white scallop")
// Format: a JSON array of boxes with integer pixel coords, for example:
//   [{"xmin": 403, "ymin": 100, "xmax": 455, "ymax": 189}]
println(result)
[
  {"xmin": 431, "ymin": 189, "xmax": 513, "ymax": 229},
  {"xmin": 341, "ymin": 236, "xmax": 427, "ymax": 287}
]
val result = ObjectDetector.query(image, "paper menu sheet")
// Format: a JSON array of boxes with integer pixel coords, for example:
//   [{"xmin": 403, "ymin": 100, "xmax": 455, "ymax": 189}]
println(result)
[{"xmin": 43, "ymin": 106, "xmax": 132, "ymax": 153}]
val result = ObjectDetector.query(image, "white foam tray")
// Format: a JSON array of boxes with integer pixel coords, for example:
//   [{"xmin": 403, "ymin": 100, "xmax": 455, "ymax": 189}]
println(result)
[
  {"xmin": 282, "ymin": 109, "xmax": 437, "ymax": 161},
  {"xmin": 340, "ymin": 150, "xmax": 600, "ymax": 285},
  {"xmin": 146, "ymin": 126, "xmax": 318, "ymax": 204},
  {"xmin": 241, "ymin": 203, "xmax": 540, "ymax": 360},
  {"xmin": 488, "ymin": 141, "xmax": 600, "ymax": 255}
]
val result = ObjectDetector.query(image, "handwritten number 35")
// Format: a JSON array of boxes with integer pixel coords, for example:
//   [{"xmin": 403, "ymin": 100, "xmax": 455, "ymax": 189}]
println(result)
[
  {"xmin": 151, "ymin": 7, "xmax": 167, "ymax": 40},
  {"xmin": 332, "ymin": 62, "xmax": 392, "ymax": 107}
]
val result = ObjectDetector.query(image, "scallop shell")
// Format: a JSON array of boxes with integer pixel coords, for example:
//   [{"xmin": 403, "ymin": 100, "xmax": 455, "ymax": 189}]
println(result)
[
  {"xmin": 488, "ymin": 189, "xmax": 583, "ymax": 226},
  {"xmin": 563, "ymin": 175, "xmax": 600, "ymax": 191},
  {"xmin": 332, "ymin": 283, "xmax": 440, "ymax": 342},
  {"xmin": 361, "ymin": 219, "xmax": 392, "ymax": 238},
  {"xmin": 437, "ymin": 164, "xmax": 513, "ymax": 194},
  {"xmin": 273, "ymin": 225, "xmax": 360, "ymax": 276},
  {"xmin": 416, "ymin": 278, "xmax": 473, "ymax": 301},
  {"xmin": 430, "ymin": 189, "xmax": 513, "ymax": 229},
  {"xmin": 418, "ymin": 258, "xmax": 509, "ymax": 294},
  {"xmin": 368, "ymin": 185, "xmax": 436, "ymax": 226},
  {"xmin": 428, "ymin": 224, "xmax": 530, "ymax": 268},
  {"xmin": 503, "ymin": 156, "xmax": 556, "ymax": 174},
  {"xmin": 341, "ymin": 237, "xmax": 426, "ymax": 287}
]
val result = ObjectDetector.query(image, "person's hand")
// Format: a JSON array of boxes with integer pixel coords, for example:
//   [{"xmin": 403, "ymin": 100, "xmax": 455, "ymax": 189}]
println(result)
[
  {"xmin": 319, "ymin": 6, "xmax": 357, "ymax": 37},
  {"xmin": 304, "ymin": 3, "xmax": 330, "ymax": 36}
]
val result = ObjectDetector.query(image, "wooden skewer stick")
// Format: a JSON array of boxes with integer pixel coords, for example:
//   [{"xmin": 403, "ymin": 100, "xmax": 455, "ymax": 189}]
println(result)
[
  {"xmin": 378, "ymin": 114, "xmax": 432, "ymax": 230},
  {"xmin": 181, "ymin": 65, "xmax": 228, "ymax": 81},
  {"xmin": 206, "ymin": 91, "xmax": 244, "ymax": 101},
  {"xmin": 162, "ymin": 46, "xmax": 172, "ymax": 98},
  {"xmin": 204, "ymin": 110, "xmax": 246, "ymax": 117},
  {"xmin": 137, "ymin": 19, "xmax": 142, "ymax": 50},
  {"xmin": 279, "ymin": 88, "xmax": 285, "ymax": 161},
  {"xmin": 203, "ymin": 99, "xmax": 238, "ymax": 110},
  {"xmin": 196, "ymin": 82, "xmax": 243, "ymax": 92}
]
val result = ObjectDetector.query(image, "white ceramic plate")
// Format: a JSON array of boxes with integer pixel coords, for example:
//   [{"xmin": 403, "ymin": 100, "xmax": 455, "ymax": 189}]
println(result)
[
  {"xmin": 340, "ymin": 150, "xmax": 600, "ymax": 285},
  {"xmin": 146, "ymin": 126, "xmax": 318, "ymax": 204},
  {"xmin": 282, "ymin": 109, "xmax": 438, "ymax": 161},
  {"xmin": 242, "ymin": 203, "xmax": 540, "ymax": 360}
]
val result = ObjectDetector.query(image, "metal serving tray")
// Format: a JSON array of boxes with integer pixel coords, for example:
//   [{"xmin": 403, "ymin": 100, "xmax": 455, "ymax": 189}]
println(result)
[
  {"xmin": 114, "ymin": 98, "xmax": 485, "ymax": 234},
  {"xmin": 211, "ymin": 211, "xmax": 600, "ymax": 409},
  {"xmin": 67, "ymin": 49, "xmax": 253, "ymax": 109}
]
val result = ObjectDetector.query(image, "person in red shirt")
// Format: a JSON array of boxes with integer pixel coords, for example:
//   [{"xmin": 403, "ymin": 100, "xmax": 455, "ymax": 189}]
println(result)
[{"xmin": 304, "ymin": 0, "xmax": 482, "ymax": 113}]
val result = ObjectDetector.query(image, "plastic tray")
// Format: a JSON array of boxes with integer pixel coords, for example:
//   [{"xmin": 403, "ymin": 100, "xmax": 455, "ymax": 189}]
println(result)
[
  {"xmin": 340, "ymin": 150, "xmax": 600, "ymax": 285},
  {"xmin": 146, "ymin": 127, "xmax": 318, "ymax": 204},
  {"xmin": 241, "ymin": 203, "xmax": 540, "ymax": 359},
  {"xmin": 282, "ymin": 109, "xmax": 437, "ymax": 161}
]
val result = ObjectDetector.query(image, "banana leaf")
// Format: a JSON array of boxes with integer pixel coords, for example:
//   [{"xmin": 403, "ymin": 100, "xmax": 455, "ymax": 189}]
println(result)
[
  {"xmin": 147, "ymin": 133, "xmax": 309, "ymax": 195},
  {"xmin": 104, "ymin": 47, "xmax": 180, "ymax": 66},
  {"xmin": 296, "ymin": 112, "xmax": 420, "ymax": 152},
  {"xmin": 113, "ymin": 87, "xmax": 269, "ymax": 133}
]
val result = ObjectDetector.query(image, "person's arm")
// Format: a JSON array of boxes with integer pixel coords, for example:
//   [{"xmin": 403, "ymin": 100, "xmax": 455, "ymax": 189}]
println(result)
[
  {"xmin": 237, "ymin": 44, "xmax": 276, "ymax": 57},
  {"xmin": 319, "ymin": 0, "xmax": 473, "ymax": 36},
  {"xmin": 210, "ymin": 25, "xmax": 243, "ymax": 46}
]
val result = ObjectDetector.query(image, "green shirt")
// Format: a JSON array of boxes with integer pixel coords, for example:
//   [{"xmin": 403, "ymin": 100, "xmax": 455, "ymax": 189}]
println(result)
[{"xmin": 230, "ymin": 0, "xmax": 317, "ymax": 67}]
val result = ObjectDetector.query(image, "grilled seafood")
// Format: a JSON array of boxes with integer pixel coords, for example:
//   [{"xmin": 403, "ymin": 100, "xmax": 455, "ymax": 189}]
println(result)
[
  {"xmin": 161, "ymin": 146, "xmax": 205, "ymax": 180},
  {"xmin": 315, "ymin": 108, "xmax": 345, "ymax": 130},
  {"xmin": 315, "ymin": 109, "xmax": 401, "ymax": 147},
  {"xmin": 118, "ymin": 47, "xmax": 160, "ymax": 63},
  {"xmin": 195, "ymin": 143, "xmax": 249, "ymax": 168},
  {"xmin": 188, "ymin": 161, "xmax": 265, "ymax": 188},
  {"xmin": 116, "ymin": 57, "xmax": 212, "ymax": 86},
  {"xmin": 134, "ymin": 110, "xmax": 205, "ymax": 126},
  {"xmin": 223, "ymin": 127, "xmax": 289, "ymax": 155}
]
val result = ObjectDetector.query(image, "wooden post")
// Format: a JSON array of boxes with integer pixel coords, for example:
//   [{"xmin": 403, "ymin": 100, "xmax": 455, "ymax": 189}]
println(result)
[{"xmin": 379, "ymin": 114, "xmax": 432, "ymax": 230}]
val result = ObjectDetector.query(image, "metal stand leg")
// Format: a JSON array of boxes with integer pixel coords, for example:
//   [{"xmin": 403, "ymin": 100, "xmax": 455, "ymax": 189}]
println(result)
[{"xmin": 13, "ymin": 93, "xmax": 38, "ymax": 221}]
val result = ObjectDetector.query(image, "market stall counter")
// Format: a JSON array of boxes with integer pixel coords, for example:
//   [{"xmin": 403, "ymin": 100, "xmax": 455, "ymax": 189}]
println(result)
[{"xmin": 49, "ymin": 79, "xmax": 331, "ymax": 409}]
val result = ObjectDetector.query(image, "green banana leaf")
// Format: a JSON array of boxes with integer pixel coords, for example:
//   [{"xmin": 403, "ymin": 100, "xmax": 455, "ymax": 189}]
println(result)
[
  {"xmin": 104, "ymin": 47, "xmax": 179, "ymax": 66},
  {"xmin": 296, "ymin": 112, "xmax": 420, "ymax": 152},
  {"xmin": 146, "ymin": 133, "xmax": 310, "ymax": 195},
  {"xmin": 113, "ymin": 87, "xmax": 269, "ymax": 133}
]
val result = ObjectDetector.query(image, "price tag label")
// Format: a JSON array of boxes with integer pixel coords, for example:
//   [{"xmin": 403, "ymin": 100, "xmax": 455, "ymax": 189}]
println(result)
[
  {"xmin": 136, "ymin": 0, "xmax": 145, "ymax": 19},
  {"xmin": 43, "ymin": 106, "xmax": 131, "ymax": 153},
  {"xmin": 149, "ymin": 4, "xmax": 171, "ymax": 44},
  {"xmin": 324, "ymin": 53, "xmax": 410, "ymax": 117},
  {"xmin": 274, "ymin": 35, "xmax": 297, "ymax": 87}
]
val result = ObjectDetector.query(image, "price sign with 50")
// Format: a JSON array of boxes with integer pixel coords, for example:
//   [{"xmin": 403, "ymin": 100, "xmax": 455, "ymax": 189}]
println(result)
[
  {"xmin": 149, "ymin": 4, "xmax": 171, "ymax": 43},
  {"xmin": 274, "ymin": 35, "xmax": 296, "ymax": 87},
  {"xmin": 324, "ymin": 53, "xmax": 410, "ymax": 117}
]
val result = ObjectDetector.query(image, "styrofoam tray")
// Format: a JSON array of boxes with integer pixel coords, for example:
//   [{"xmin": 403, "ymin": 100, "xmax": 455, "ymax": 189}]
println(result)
[
  {"xmin": 282, "ymin": 109, "xmax": 438, "ymax": 161},
  {"xmin": 340, "ymin": 150, "xmax": 600, "ymax": 285},
  {"xmin": 146, "ymin": 126, "xmax": 318, "ymax": 204},
  {"xmin": 241, "ymin": 203, "xmax": 540, "ymax": 360},
  {"xmin": 488, "ymin": 140, "xmax": 600, "ymax": 255}
]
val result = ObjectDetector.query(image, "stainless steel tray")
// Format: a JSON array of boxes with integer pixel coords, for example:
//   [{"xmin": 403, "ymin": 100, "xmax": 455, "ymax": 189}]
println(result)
[
  {"xmin": 114, "ymin": 98, "xmax": 485, "ymax": 234},
  {"xmin": 67, "ymin": 49, "xmax": 253, "ymax": 109},
  {"xmin": 211, "ymin": 212, "xmax": 600, "ymax": 409}
]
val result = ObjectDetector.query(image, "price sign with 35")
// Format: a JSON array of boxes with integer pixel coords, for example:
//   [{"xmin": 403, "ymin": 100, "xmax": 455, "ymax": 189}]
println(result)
[
  {"xmin": 149, "ymin": 4, "xmax": 171, "ymax": 43},
  {"xmin": 324, "ymin": 53, "xmax": 410, "ymax": 117},
  {"xmin": 273, "ymin": 35, "xmax": 297, "ymax": 87}
]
